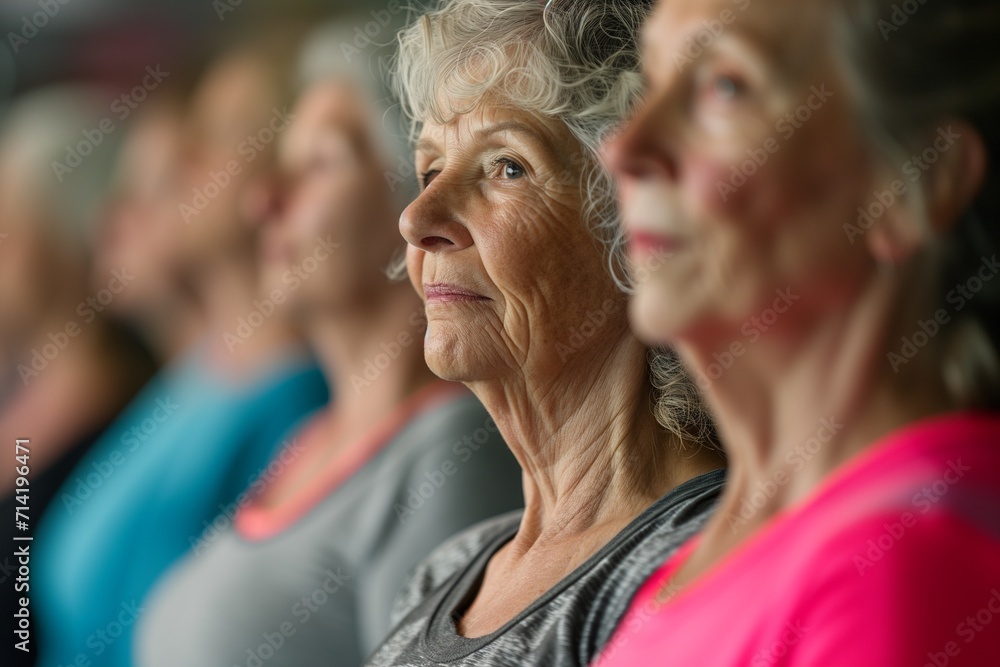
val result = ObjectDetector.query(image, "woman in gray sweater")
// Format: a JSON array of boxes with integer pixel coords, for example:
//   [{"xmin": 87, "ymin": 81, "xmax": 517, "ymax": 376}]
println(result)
[
  {"xmin": 365, "ymin": 0, "xmax": 726, "ymax": 664},
  {"xmin": 135, "ymin": 22, "xmax": 524, "ymax": 667}
]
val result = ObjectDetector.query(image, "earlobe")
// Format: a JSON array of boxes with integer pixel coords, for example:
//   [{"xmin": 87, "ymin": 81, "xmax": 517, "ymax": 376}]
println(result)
[
  {"xmin": 866, "ymin": 215, "xmax": 921, "ymax": 268},
  {"xmin": 865, "ymin": 170, "xmax": 925, "ymax": 268}
]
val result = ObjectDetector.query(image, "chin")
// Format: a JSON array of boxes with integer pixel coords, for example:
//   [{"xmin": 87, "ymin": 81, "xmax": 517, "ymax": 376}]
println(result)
[
  {"xmin": 423, "ymin": 323, "xmax": 490, "ymax": 384},
  {"xmin": 424, "ymin": 359, "xmax": 463, "ymax": 383},
  {"xmin": 424, "ymin": 342, "xmax": 472, "ymax": 384},
  {"xmin": 628, "ymin": 281, "xmax": 684, "ymax": 347}
]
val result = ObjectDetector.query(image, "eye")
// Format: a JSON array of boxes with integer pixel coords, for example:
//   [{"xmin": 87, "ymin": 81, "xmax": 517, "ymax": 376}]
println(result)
[
  {"xmin": 419, "ymin": 169, "xmax": 440, "ymax": 190},
  {"xmin": 493, "ymin": 157, "xmax": 526, "ymax": 180},
  {"xmin": 708, "ymin": 73, "xmax": 748, "ymax": 101}
]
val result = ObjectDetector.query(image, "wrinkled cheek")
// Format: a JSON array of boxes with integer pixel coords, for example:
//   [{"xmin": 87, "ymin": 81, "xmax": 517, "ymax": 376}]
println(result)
[
  {"xmin": 690, "ymin": 148, "xmax": 812, "ymax": 232},
  {"xmin": 686, "ymin": 154, "xmax": 749, "ymax": 219},
  {"xmin": 405, "ymin": 245, "xmax": 424, "ymax": 296}
]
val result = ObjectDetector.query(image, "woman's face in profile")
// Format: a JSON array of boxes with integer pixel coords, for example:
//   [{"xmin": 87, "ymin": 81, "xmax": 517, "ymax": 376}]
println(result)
[
  {"xmin": 96, "ymin": 109, "xmax": 186, "ymax": 313},
  {"xmin": 400, "ymin": 104, "xmax": 628, "ymax": 383},
  {"xmin": 608, "ymin": 0, "xmax": 883, "ymax": 346},
  {"xmin": 264, "ymin": 81, "xmax": 400, "ymax": 312}
]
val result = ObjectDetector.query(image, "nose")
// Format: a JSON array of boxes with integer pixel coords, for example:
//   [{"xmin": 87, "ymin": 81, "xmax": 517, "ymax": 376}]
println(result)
[
  {"xmin": 398, "ymin": 180, "xmax": 474, "ymax": 253},
  {"xmin": 603, "ymin": 91, "xmax": 680, "ymax": 184}
]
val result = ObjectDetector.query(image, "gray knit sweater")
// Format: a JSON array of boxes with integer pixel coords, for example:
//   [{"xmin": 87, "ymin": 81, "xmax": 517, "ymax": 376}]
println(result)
[{"xmin": 364, "ymin": 468, "xmax": 726, "ymax": 667}]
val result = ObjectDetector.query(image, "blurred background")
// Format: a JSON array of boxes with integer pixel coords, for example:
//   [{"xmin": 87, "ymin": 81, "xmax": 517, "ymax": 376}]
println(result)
[
  {"xmin": 0, "ymin": 2, "xmax": 426, "ymax": 665},
  {"xmin": 0, "ymin": 0, "xmax": 381, "ymax": 102}
]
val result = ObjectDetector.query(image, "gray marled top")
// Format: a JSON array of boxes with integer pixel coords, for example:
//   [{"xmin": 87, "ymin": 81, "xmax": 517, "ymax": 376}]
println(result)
[
  {"xmin": 136, "ymin": 391, "xmax": 524, "ymax": 667},
  {"xmin": 364, "ymin": 468, "xmax": 726, "ymax": 666}
]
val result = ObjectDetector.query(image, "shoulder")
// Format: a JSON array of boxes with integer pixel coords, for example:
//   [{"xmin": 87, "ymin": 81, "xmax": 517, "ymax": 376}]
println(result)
[
  {"xmin": 598, "ymin": 468, "xmax": 726, "ymax": 590},
  {"xmin": 772, "ymin": 417, "xmax": 1000, "ymax": 666},
  {"xmin": 577, "ymin": 469, "xmax": 725, "ymax": 660},
  {"xmin": 247, "ymin": 358, "xmax": 328, "ymax": 404},
  {"xmin": 785, "ymin": 507, "xmax": 1000, "ymax": 666},
  {"xmin": 389, "ymin": 511, "xmax": 522, "ymax": 626}
]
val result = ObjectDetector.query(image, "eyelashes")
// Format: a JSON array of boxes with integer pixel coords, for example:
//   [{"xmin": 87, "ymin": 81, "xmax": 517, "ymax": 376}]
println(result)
[
  {"xmin": 420, "ymin": 169, "xmax": 439, "ymax": 189},
  {"xmin": 491, "ymin": 157, "xmax": 526, "ymax": 180},
  {"xmin": 417, "ymin": 156, "xmax": 527, "ymax": 190},
  {"xmin": 709, "ymin": 73, "xmax": 749, "ymax": 101}
]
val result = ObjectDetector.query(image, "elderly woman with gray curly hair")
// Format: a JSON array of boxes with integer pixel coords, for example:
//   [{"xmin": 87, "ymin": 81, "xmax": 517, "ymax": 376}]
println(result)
[{"xmin": 363, "ymin": 0, "xmax": 725, "ymax": 665}]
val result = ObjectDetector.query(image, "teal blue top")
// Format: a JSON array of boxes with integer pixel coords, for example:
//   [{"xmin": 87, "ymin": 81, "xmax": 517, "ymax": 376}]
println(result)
[{"xmin": 33, "ymin": 345, "xmax": 328, "ymax": 667}]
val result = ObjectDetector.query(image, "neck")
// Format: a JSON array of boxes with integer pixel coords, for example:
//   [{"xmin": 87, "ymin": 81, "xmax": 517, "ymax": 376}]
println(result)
[
  {"xmin": 682, "ymin": 268, "xmax": 952, "ymax": 525},
  {"xmin": 470, "ymin": 323, "xmax": 724, "ymax": 547},
  {"xmin": 306, "ymin": 283, "xmax": 440, "ymax": 426},
  {"xmin": 133, "ymin": 292, "xmax": 205, "ymax": 364},
  {"xmin": 194, "ymin": 253, "xmax": 299, "ymax": 377}
]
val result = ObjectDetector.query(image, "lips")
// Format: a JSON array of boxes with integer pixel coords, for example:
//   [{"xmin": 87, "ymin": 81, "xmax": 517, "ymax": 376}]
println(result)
[
  {"xmin": 423, "ymin": 282, "xmax": 490, "ymax": 304},
  {"xmin": 627, "ymin": 230, "xmax": 684, "ymax": 256}
]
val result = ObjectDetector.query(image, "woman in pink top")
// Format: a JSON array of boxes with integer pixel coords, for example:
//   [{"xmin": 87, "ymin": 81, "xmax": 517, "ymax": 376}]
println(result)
[{"xmin": 598, "ymin": 0, "xmax": 1000, "ymax": 665}]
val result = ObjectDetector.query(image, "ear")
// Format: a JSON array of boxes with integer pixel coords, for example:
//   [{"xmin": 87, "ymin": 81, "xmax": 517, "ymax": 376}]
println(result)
[
  {"xmin": 867, "ymin": 120, "xmax": 987, "ymax": 266},
  {"xmin": 925, "ymin": 121, "xmax": 987, "ymax": 234}
]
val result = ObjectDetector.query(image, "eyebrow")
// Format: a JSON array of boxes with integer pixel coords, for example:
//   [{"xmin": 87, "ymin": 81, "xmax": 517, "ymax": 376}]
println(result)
[
  {"xmin": 473, "ymin": 120, "xmax": 549, "ymax": 146},
  {"xmin": 415, "ymin": 137, "xmax": 438, "ymax": 155},
  {"xmin": 415, "ymin": 120, "xmax": 554, "ymax": 156}
]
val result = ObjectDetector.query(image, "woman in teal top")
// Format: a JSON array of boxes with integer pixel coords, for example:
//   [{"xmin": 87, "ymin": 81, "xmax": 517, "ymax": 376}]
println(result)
[
  {"xmin": 34, "ymin": 347, "xmax": 327, "ymax": 667},
  {"xmin": 134, "ymin": 21, "xmax": 524, "ymax": 667},
  {"xmin": 34, "ymin": 30, "xmax": 330, "ymax": 667}
]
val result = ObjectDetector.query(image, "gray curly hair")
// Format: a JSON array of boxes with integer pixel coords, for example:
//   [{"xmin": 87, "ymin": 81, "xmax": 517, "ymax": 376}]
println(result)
[{"xmin": 389, "ymin": 0, "xmax": 718, "ymax": 447}]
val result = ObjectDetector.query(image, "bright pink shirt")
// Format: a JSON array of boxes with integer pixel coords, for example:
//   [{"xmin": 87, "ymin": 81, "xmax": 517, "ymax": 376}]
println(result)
[{"xmin": 596, "ymin": 411, "xmax": 1000, "ymax": 667}]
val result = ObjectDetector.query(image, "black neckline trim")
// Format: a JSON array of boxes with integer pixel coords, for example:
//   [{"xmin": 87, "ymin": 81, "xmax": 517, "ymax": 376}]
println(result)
[{"xmin": 420, "ymin": 467, "xmax": 726, "ymax": 660}]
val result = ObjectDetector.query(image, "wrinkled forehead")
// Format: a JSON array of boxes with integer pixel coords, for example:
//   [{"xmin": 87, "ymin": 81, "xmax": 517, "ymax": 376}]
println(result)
[
  {"xmin": 645, "ymin": 0, "xmax": 835, "ymax": 80},
  {"xmin": 414, "ymin": 99, "xmax": 581, "ymax": 165}
]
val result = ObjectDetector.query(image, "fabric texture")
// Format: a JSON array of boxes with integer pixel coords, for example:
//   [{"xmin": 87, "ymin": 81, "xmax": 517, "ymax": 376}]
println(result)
[
  {"xmin": 595, "ymin": 411, "xmax": 1000, "ymax": 667},
  {"xmin": 135, "ymin": 386, "xmax": 524, "ymax": 667},
  {"xmin": 364, "ymin": 468, "xmax": 726, "ymax": 667},
  {"xmin": 33, "ymin": 345, "xmax": 329, "ymax": 667}
]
